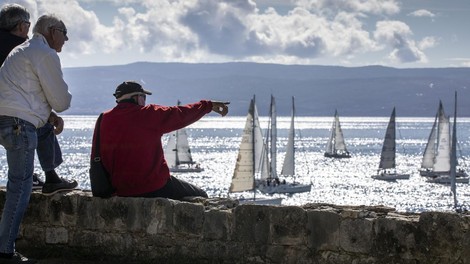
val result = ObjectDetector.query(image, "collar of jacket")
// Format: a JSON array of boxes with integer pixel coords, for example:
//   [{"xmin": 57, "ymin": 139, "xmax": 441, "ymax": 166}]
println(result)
[{"xmin": 117, "ymin": 99, "xmax": 138, "ymax": 105}]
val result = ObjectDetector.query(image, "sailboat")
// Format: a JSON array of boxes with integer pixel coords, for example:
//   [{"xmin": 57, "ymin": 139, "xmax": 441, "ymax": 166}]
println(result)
[
  {"xmin": 371, "ymin": 108, "xmax": 410, "ymax": 181},
  {"xmin": 324, "ymin": 110, "xmax": 351, "ymax": 158},
  {"xmin": 422, "ymin": 100, "xmax": 469, "ymax": 184},
  {"xmin": 163, "ymin": 101, "xmax": 204, "ymax": 173},
  {"xmin": 229, "ymin": 96, "xmax": 283, "ymax": 205},
  {"xmin": 257, "ymin": 96, "xmax": 312, "ymax": 194}
]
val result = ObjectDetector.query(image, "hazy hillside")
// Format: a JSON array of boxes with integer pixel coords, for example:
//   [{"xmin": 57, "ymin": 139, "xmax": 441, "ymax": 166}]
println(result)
[{"xmin": 63, "ymin": 62, "xmax": 470, "ymax": 117}]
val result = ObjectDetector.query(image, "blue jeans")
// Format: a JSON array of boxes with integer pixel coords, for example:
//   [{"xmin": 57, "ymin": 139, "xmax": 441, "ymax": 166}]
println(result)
[
  {"xmin": 0, "ymin": 116, "xmax": 37, "ymax": 254},
  {"xmin": 36, "ymin": 123, "xmax": 63, "ymax": 171}
]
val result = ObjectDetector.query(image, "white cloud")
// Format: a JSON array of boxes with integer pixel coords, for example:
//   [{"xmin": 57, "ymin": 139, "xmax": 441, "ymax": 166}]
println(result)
[
  {"xmin": 14, "ymin": 0, "xmax": 434, "ymax": 66},
  {"xmin": 448, "ymin": 58, "xmax": 470, "ymax": 68},
  {"xmin": 293, "ymin": 0, "xmax": 400, "ymax": 15},
  {"xmin": 374, "ymin": 20, "xmax": 427, "ymax": 63},
  {"xmin": 408, "ymin": 9, "xmax": 435, "ymax": 18},
  {"xmin": 419, "ymin": 36, "xmax": 437, "ymax": 50}
]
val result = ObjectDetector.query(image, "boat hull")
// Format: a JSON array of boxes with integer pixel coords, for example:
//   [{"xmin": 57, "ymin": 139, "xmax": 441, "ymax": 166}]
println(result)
[
  {"xmin": 257, "ymin": 183, "xmax": 311, "ymax": 194},
  {"xmin": 371, "ymin": 173, "xmax": 410, "ymax": 181},
  {"xmin": 427, "ymin": 176, "xmax": 469, "ymax": 184},
  {"xmin": 238, "ymin": 197, "xmax": 283, "ymax": 205},
  {"xmin": 169, "ymin": 165, "xmax": 204, "ymax": 173},
  {"xmin": 324, "ymin": 152, "xmax": 351, "ymax": 158},
  {"xmin": 419, "ymin": 169, "xmax": 468, "ymax": 178}
]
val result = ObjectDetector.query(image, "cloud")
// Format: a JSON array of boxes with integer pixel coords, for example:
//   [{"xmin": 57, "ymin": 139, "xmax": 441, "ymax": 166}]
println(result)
[
  {"xmin": 294, "ymin": 0, "xmax": 400, "ymax": 15},
  {"xmin": 419, "ymin": 36, "xmax": 437, "ymax": 50},
  {"xmin": 16, "ymin": 0, "xmax": 433, "ymax": 66},
  {"xmin": 448, "ymin": 58, "xmax": 470, "ymax": 68},
  {"xmin": 374, "ymin": 20, "xmax": 427, "ymax": 63},
  {"xmin": 408, "ymin": 9, "xmax": 435, "ymax": 18}
]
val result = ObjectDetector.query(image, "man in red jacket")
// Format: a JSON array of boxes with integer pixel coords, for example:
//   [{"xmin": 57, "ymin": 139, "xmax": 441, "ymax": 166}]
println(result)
[{"xmin": 91, "ymin": 81, "xmax": 229, "ymax": 199}]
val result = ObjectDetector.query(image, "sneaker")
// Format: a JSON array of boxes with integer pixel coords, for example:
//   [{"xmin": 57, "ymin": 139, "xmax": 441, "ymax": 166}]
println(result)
[
  {"xmin": 42, "ymin": 178, "xmax": 78, "ymax": 196},
  {"xmin": 32, "ymin": 173, "xmax": 44, "ymax": 190},
  {"xmin": 0, "ymin": 251, "xmax": 37, "ymax": 263}
]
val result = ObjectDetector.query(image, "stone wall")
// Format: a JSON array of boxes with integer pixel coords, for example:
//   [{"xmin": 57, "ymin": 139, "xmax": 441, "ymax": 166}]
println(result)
[{"xmin": 0, "ymin": 190, "xmax": 469, "ymax": 264}]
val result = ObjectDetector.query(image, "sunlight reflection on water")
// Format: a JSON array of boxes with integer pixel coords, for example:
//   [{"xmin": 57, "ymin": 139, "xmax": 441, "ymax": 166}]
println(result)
[{"xmin": 0, "ymin": 115, "xmax": 469, "ymax": 213}]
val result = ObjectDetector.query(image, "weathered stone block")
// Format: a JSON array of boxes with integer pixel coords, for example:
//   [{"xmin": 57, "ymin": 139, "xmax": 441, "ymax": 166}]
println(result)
[
  {"xmin": 373, "ymin": 215, "xmax": 418, "ymax": 259},
  {"xmin": 77, "ymin": 196, "xmax": 109, "ymax": 230},
  {"xmin": 203, "ymin": 209, "xmax": 232, "ymax": 240},
  {"xmin": 233, "ymin": 204, "xmax": 272, "ymax": 244},
  {"xmin": 339, "ymin": 218, "xmax": 374, "ymax": 254},
  {"xmin": 417, "ymin": 212, "xmax": 468, "ymax": 263},
  {"xmin": 265, "ymin": 245, "xmax": 312, "ymax": 264},
  {"xmin": 270, "ymin": 206, "xmax": 307, "ymax": 246},
  {"xmin": 46, "ymin": 227, "xmax": 69, "ymax": 244},
  {"xmin": 46, "ymin": 192, "xmax": 79, "ymax": 226},
  {"xmin": 145, "ymin": 198, "xmax": 176, "ymax": 235},
  {"xmin": 23, "ymin": 192, "xmax": 50, "ymax": 224},
  {"xmin": 174, "ymin": 201, "xmax": 204, "ymax": 236},
  {"xmin": 307, "ymin": 209, "xmax": 340, "ymax": 251}
]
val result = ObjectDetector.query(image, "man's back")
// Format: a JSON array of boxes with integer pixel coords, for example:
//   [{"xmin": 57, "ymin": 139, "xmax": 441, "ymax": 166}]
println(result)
[{"xmin": 0, "ymin": 34, "xmax": 71, "ymax": 127}]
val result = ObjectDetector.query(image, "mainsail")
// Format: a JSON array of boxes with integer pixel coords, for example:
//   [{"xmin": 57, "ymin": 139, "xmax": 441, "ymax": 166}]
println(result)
[
  {"xmin": 281, "ymin": 96, "xmax": 296, "ymax": 176},
  {"xmin": 164, "ymin": 128, "xmax": 194, "ymax": 168},
  {"xmin": 230, "ymin": 97, "xmax": 269, "ymax": 192},
  {"xmin": 433, "ymin": 104, "xmax": 451, "ymax": 173},
  {"xmin": 378, "ymin": 108, "xmax": 396, "ymax": 170},
  {"xmin": 325, "ymin": 110, "xmax": 350, "ymax": 158}
]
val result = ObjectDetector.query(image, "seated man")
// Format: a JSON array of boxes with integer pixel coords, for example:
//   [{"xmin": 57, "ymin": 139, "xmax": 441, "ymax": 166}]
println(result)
[{"xmin": 91, "ymin": 81, "xmax": 229, "ymax": 200}]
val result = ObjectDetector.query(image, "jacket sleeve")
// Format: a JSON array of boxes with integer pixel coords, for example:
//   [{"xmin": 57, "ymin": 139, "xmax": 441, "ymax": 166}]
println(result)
[
  {"xmin": 36, "ymin": 52, "xmax": 72, "ymax": 112},
  {"xmin": 146, "ymin": 100, "xmax": 213, "ymax": 134}
]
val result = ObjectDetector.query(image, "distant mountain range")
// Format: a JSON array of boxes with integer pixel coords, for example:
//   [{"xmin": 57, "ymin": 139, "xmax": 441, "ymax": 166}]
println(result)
[{"xmin": 63, "ymin": 62, "xmax": 470, "ymax": 117}]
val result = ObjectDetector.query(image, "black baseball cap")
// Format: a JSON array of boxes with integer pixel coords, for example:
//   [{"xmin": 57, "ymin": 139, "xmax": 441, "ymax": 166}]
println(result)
[{"xmin": 113, "ymin": 81, "xmax": 152, "ymax": 99}]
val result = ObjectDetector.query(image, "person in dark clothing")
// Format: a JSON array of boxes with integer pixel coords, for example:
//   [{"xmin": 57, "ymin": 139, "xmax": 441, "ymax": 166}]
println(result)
[
  {"xmin": 0, "ymin": 3, "xmax": 77, "ymax": 194},
  {"xmin": 91, "ymin": 81, "xmax": 229, "ymax": 200}
]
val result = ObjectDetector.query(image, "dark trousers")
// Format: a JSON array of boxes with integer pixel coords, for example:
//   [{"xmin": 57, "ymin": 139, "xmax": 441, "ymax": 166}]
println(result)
[
  {"xmin": 140, "ymin": 176, "xmax": 208, "ymax": 200},
  {"xmin": 36, "ymin": 123, "xmax": 63, "ymax": 172}
]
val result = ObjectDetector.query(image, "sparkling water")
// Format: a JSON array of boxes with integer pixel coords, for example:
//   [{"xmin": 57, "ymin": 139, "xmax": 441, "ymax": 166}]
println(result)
[{"xmin": 1, "ymin": 115, "xmax": 469, "ymax": 213}]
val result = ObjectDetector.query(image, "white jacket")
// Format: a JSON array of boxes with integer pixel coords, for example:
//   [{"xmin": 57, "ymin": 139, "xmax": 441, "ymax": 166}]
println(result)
[{"xmin": 0, "ymin": 33, "xmax": 72, "ymax": 128}]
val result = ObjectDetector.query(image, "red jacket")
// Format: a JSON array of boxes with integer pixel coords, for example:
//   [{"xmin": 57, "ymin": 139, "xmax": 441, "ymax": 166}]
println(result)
[{"xmin": 91, "ymin": 100, "xmax": 212, "ymax": 196}]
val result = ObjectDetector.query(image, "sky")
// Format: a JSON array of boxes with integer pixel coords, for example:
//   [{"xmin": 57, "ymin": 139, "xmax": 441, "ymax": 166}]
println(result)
[{"xmin": 5, "ymin": 0, "xmax": 470, "ymax": 68}]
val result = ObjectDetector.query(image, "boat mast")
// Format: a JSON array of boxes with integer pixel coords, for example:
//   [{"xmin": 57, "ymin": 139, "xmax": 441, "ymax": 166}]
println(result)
[
  {"xmin": 270, "ymin": 95, "xmax": 277, "ymax": 179},
  {"xmin": 450, "ymin": 92, "xmax": 458, "ymax": 209},
  {"xmin": 251, "ymin": 95, "xmax": 257, "ymax": 200}
]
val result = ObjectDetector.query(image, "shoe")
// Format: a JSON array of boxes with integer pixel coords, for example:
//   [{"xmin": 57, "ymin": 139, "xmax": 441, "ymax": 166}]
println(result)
[
  {"xmin": 32, "ymin": 173, "xmax": 44, "ymax": 190},
  {"xmin": 42, "ymin": 178, "xmax": 78, "ymax": 196},
  {"xmin": 0, "ymin": 251, "xmax": 37, "ymax": 263}
]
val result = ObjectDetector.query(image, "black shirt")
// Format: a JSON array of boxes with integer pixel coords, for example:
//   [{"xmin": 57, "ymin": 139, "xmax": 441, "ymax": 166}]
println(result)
[{"xmin": 0, "ymin": 29, "xmax": 27, "ymax": 65}]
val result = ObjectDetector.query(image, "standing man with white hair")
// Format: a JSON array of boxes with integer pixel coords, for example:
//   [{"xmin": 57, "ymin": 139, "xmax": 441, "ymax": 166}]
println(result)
[
  {"xmin": 0, "ymin": 13, "xmax": 73, "ymax": 263},
  {"xmin": 0, "ymin": 3, "xmax": 75, "ymax": 194}
]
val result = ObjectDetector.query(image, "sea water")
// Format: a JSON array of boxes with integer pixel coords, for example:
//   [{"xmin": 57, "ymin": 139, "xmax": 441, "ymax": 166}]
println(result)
[{"xmin": 0, "ymin": 115, "xmax": 469, "ymax": 213}]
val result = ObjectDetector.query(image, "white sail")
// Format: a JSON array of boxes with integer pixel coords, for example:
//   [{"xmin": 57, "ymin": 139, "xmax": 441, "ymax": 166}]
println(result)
[
  {"xmin": 230, "ymin": 98, "xmax": 269, "ymax": 192},
  {"xmin": 325, "ymin": 117, "xmax": 335, "ymax": 154},
  {"xmin": 421, "ymin": 112, "xmax": 438, "ymax": 169},
  {"xmin": 433, "ymin": 105, "xmax": 451, "ymax": 173},
  {"xmin": 334, "ymin": 111, "xmax": 348, "ymax": 151},
  {"xmin": 281, "ymin": 96, "xmax": 295, "ymax": 176},
  {"xmin": 164, "ymin": 128, "xmax": 194, "ymax": 168},
  {"xmin": 424, "ymin": 100, "xmax": 468, "ymax": 183},
  {"xmin": 258, "ymin": 96, "xmax": 311, "ymax": 193},
  {"xmin": 325, "ymin": 110, "xmax": 350, "ymax": 158},
  {"xmin": 372, "ymin": 108, "xmax": 410, "ymax": 181},
  {"xmin": 379, "ymin": 108, "xmax": 396, "ymax": 170}
]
